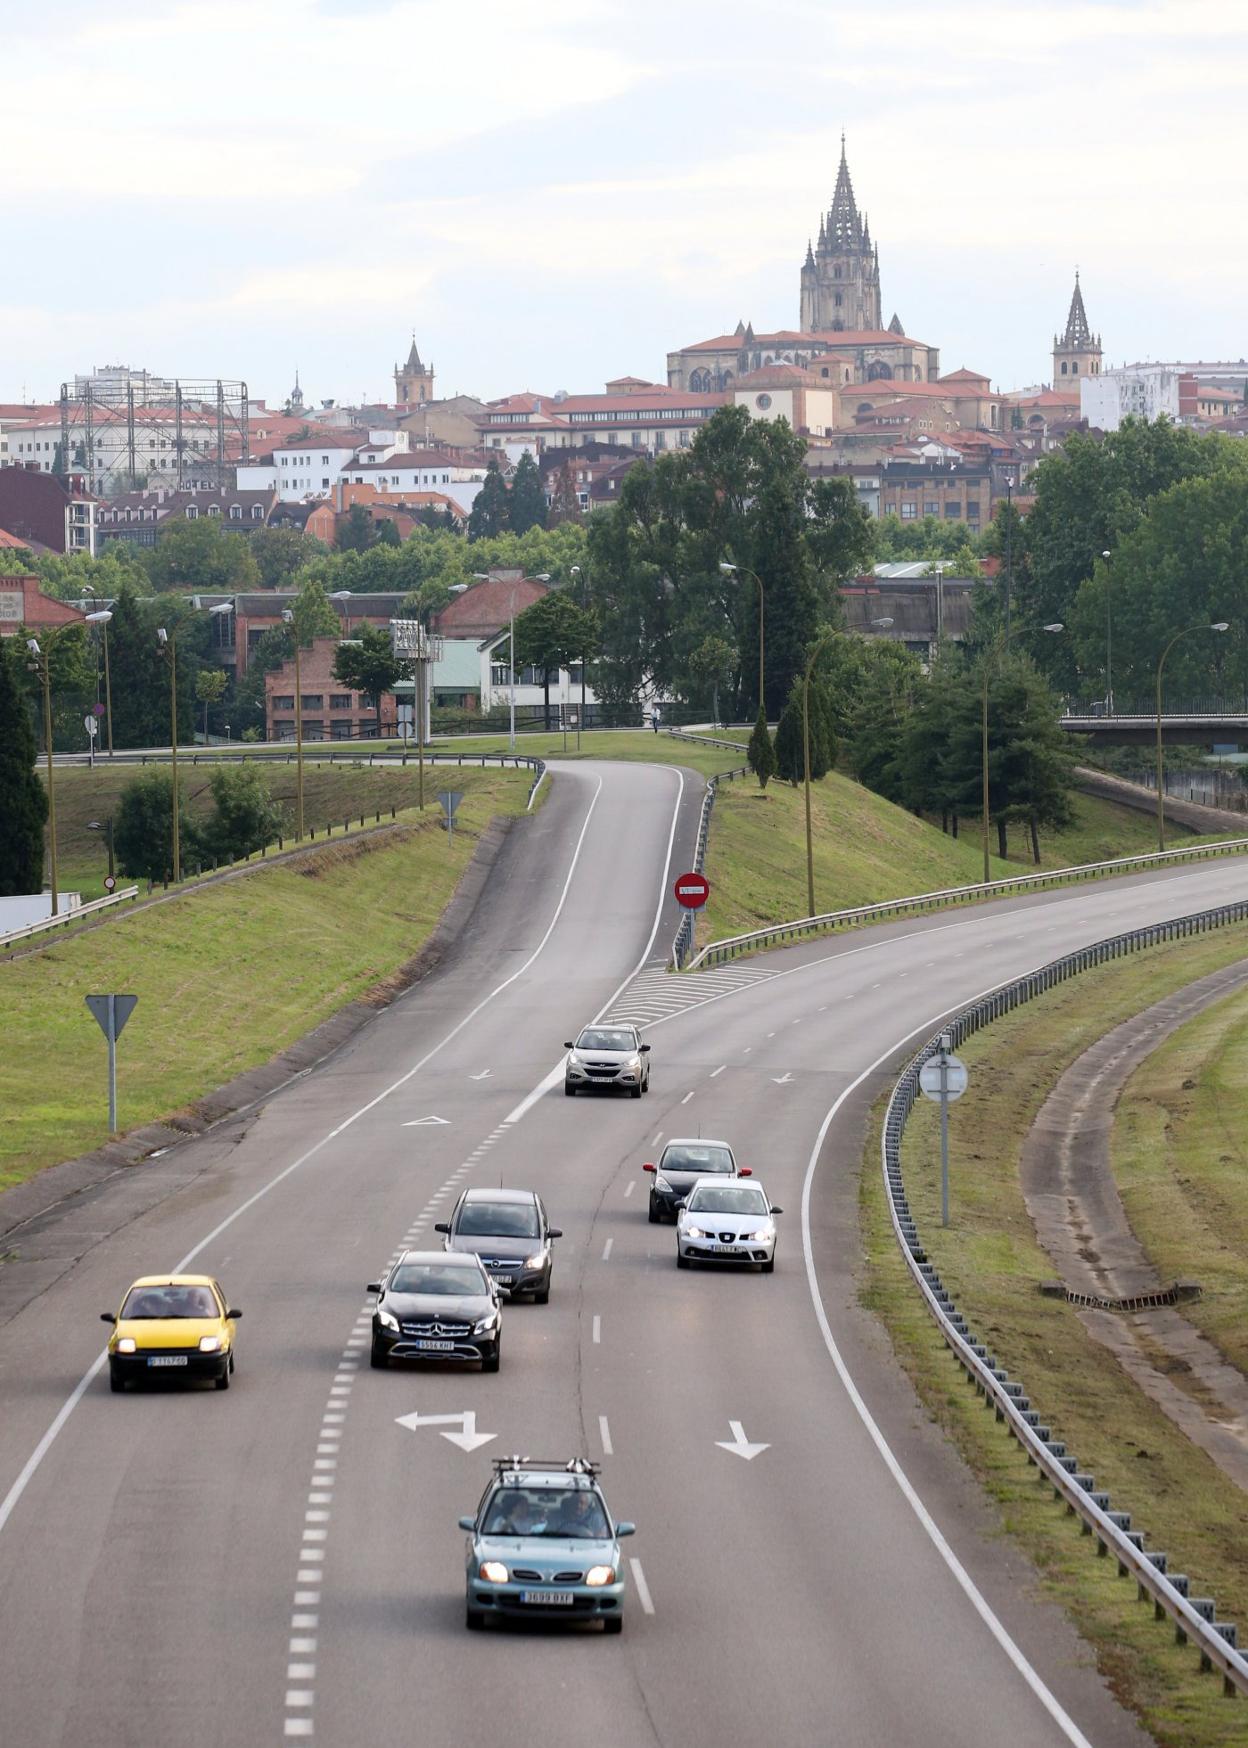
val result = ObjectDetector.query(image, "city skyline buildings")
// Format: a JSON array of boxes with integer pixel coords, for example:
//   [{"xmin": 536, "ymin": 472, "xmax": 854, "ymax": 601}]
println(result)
[{"xmin": 4, "ymin": 2, "xmax": 1247, "ymax": 411}]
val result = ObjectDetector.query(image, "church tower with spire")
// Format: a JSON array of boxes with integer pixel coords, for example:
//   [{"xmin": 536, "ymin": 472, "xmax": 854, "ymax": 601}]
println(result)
[
  {"xmin": 800, "ymin": 138, "xmax": 882, "ymax": 334},
  {"xmin": 1052, "ymin": 273, "xmax": 1101, "ymax": 388},
  {"xmin": 394, "ymin": 334, "xmax": 435, "ymax": 407}
]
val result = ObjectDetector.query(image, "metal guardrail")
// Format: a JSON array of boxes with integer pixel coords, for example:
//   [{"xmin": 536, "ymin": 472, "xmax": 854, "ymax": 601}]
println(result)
[
  {"xmin": 0, "ymin": 886, "xmax": 140, "ymax": 952},
  {"xmin": 671, "ymin": 763, "xmax": 750, "ymax": 968},
  {"xmin": 687, "ymin": 834, "xmax": 1248, "ymax": 971},
  {"xmin": 662, "ymin": 728, "xmax": 750, "ymax": 753},
  {"xmin": 882, "ymin": 902, "xmax": 1248, "ymax": 1700}
]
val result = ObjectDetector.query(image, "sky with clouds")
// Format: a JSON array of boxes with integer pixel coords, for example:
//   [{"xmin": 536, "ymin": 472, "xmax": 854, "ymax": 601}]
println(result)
[{"xmin": 3, "ymin": 0, "xmax": 1246, "ymax": 409}]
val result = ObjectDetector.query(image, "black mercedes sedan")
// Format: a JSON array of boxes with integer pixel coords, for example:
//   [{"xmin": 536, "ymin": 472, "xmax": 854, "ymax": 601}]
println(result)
[{"xmin": 367, "ymin": 1252, "xmax": 502, "ymax": 1371}]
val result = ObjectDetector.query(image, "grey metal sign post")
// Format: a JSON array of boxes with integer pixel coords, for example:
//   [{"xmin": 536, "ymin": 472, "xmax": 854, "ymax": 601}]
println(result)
[
  {"xmin": 85, "ymin": 994, "xmax": 138, "ymax": 1134},
  {"xmin": 918, "ymin": 1032, "xmax": 968, "ymax": 1227},
  {"xmin": 437, "ymin": 790, "xmax": 463, "ymax": 841}
]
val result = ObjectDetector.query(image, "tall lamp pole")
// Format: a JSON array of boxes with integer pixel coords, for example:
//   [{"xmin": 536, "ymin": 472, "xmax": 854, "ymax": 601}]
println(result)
[
  {"xmin": 570, "ymin": 563, "xmax": 590, "ymax": 749},
  {"xmin": 803, "ymin": 617, "xmax": 893, "ymax": 917},
  {"xmin": 85, "ymin": 608, "xmax": 114, "ymax": 756},
  {"xmin": 1100, "ymin": 549, "xmax": 1113, "ymax": 713},
  {"xmin": 330, "ymin": 590, "xmax": 353, "ymax": 639},
  {"xmin": 281, "ymin": 609, "xmax": 305, "ymax": 840},
  {"xmin": 720, "ymin": 561, "xmax": 765, "ymax": 716},
  {"xmin": 26, "ymin": 639, "xmax": 58, "ymax": 915},
  {"xmin": 156, "ymin": 626, "xmax": 180, "ymax": 882},
  {"xmin": 1156, "ymin": 622, "xmax": 1229, "ymax": 852}
]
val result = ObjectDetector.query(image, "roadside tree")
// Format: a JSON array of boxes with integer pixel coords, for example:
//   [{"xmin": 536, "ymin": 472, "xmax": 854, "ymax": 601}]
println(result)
[{"xmin": 0, "ymin": 638, "xmax": 47, "ymax": 895}]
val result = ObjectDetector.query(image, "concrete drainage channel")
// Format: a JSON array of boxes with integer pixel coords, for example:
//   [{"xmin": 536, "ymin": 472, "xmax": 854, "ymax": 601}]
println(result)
[{"xmin": 882, "ymin": 899, "xmax": 1248, "ymax": 1701}]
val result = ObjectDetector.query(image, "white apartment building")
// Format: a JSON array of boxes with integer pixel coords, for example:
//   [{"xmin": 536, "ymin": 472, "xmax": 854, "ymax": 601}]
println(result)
[
  {"xmin": 476, "ymin": 383, "xmax": 730, "ymax": 457},
  {"xmin": 338, "ymin": 450, "xmax": 487, "ymax": 516},
  {"xmin": 1080, "ymin": 367, "xmax": 1183, "ymax": 430},
  {"xmin": 237, "ymin": 429, "xmax": 410, "ymax": 501}
]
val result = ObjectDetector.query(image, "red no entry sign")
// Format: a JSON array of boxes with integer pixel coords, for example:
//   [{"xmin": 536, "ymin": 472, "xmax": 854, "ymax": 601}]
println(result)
[{"xmin": 673, "ymin": 871, "xmax": 710, "ymax": 909}]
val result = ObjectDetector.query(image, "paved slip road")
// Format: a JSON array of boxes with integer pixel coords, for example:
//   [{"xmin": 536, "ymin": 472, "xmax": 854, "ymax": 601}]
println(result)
[{"xmin": 0, "ymin": 757, "xmax": 1239, "ymax": 1748}]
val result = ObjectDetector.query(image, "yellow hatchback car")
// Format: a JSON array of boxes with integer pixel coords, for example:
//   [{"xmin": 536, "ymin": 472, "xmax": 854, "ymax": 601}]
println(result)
[{"xmin": 101, "ymin": 1275, "xmax": 241, "ymax": 1393}]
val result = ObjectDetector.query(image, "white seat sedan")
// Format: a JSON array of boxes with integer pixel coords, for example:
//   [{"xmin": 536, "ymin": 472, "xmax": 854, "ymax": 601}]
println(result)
[{"xmin": 675, "ymin": 1179, "xmax": 781, "ymax": 1272}]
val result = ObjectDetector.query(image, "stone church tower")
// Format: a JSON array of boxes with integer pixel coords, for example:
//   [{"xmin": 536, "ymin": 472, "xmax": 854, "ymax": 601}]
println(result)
[
  {"xmin": 800, "ymin": 139, "xmax": 882, "ymax": 334},
  {"xmin": 1052, "ymin": 274, "xmax": 1102, "ymax": 388},
  {"xmin": 395, "ymin": 335, "xmax": 435, "ymax": 407}
]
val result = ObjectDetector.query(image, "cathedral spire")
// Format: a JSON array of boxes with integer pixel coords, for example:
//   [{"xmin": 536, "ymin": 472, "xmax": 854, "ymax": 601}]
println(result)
[
  {"xmin": 1061, "ymin": 271, "xmax": 1092, "ymax": 347},
  {"xmin": 405, "ymin": 332, "xmax": 425, "ymax": 373},
  {"xmin": 826, "ymin": 135, "xmax": 863, "ymax": 250}
]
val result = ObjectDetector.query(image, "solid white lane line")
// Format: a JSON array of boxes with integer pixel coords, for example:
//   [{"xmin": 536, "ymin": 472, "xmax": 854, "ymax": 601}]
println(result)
[
  {"xmin": 710, "ymin": 1065, "xmax": 726, "ymax": 1077},
  {"xmin": 629, "ymin": 1557, "xmax": 655, "ymax": 1615},
  {"xmin": 680, "ymin": 1091, "xmax": 695, "ymax": 1105},
  {"xmin": 598, "ymin": 1415, "xmax": 614, "ymax": 1456},
  {"xmin": 624, "ymin": 1180, "xmax": 636, "ymax": 1198},
  {"xmin": 592, "ymin": 1316, "xmax": 601, "ymax": 1344},
  {"xmin": 799, "ymin": 1005, "xmax": 1097, "ymax": 1748},
  {"xmin": 504, "ymin": 766, "xmax": 687, "ymax": 1125},
  {"xmin": 602, "ymin": 1239, "xmax": 614, "ymax": 1262}
]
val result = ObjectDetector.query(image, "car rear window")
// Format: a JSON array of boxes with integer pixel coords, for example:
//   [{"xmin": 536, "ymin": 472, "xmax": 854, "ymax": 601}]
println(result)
[{"xmin": 661, "ymin": 1145, "xmax": 734, "ymax": 1174}]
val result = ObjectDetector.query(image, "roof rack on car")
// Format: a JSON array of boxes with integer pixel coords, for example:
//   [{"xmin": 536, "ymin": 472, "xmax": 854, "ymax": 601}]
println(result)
[{"xmin": 490, "ymin": 1455, "xmax": 602, "ymax": 1477}]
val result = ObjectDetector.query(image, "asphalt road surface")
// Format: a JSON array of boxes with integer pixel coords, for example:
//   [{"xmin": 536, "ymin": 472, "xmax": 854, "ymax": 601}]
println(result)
[{"xmin": 3, "ymin": 757, "xmax": 1239, "ymax": 1748}]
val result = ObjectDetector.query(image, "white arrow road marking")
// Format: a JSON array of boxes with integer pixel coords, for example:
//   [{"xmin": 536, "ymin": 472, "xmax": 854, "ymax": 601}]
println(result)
[
  {"xmin": 715, "ymin": 1420, "xmax": 770, "ymax": 1461},
  {"xmin": 402, "ymin": 1116, "xmax": 451, "ymax": 1127},
  {"xmin": 394, "ymin": 1410, "xmax": 496, "ymax": 1452},
  {"xmin": 470, "ymin": 1070, "xmax": 492, "ymax": 1081},
  {"xmin": 771, "ymin": 1073, "xmax": 794, "ymax": 1085}
]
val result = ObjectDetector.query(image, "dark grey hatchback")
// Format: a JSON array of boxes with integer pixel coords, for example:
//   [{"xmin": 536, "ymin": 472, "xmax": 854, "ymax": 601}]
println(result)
[{"xmin": 368, "ymin": 1252, "xmax": 502, "ymax": 1371}]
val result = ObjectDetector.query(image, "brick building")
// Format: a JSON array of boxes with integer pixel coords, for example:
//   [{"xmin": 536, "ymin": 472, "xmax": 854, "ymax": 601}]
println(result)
[
  {"xmin": 0, "ymin": 467, "xmax": 97, "ymax": 555},
  {"xmin": 265, "ymin": 636, "xmax": 397, "ymax": 742},
  {"xmin": 0, "ymin": 572, "xmax": 87, "ymax": 635}
]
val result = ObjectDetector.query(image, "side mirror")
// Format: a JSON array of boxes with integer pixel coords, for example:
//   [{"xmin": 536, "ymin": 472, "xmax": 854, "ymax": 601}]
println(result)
[
  {"xmin": 547, "ymin": 1228, "xmax": 563, "ymax": 1240},
  {"xmin": 673, "ymin": 1199, "xmax": 686, "ymax": 1210},
  {"xmin": 615, "ymin": 1522, "xmax": 636, "ymax": 1538},
  {"xmin": 227, "ymin": 1308, "xmax": 243, "ymax": 1319},
  {"xmin": 366, "ymin": 1282, "xmax": 382, "ymax": 1295},
  {"xmin": 563, "ymin": 1041, "xmax": 575, "ymax": 1050},
  {"xmin": 770, "ymin": 1206, "xmax": 783, "ymax": 1216},
  {"xmin": 738, "ymin": 1168, "xmax": 752, "ymax": 1177},
  {"xmin": 458, "ymin": 1515, "xmax": 476, "ymax": 1532},
  {"xmin": 100, "ymin": 1312, "xmax": 116, "ymax": 1324},
  {"xmin": 639, "ymin": 1044, "xmax": 651, "ymax": 1053},
  {"xmin": 642, "ymin": 1162, "xmax": 655, "ymax": 1173},
  {"xmin": 433, "ymin": 1222, "xmax": 450, "ymax": 1235}
]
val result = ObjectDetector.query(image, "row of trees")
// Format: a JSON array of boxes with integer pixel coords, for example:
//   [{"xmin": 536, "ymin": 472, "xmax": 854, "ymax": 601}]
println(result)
[{"xmin": 113, "ymin": 765, "xmax": 286, "ymax": 882}]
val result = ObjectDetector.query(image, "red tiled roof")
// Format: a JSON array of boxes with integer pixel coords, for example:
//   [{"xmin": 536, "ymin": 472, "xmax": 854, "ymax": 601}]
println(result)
[
  {"xmin": 342, "ymin": 450, "xmax": 475, "ymax": 472},
  {"xmin": 433, "ymin": 575, "xmax": 549, "ymax": 637},
  {"xmin": 846, "ymin": 380, "xmax": 954, "ymax": 399},
  {"xmin": 0, "ymin": 526, "xmax": 33, "ymax": 548},
  {"xmin": 681, "ymin": 326, "xmax": 932, "ymax": 352},
  {"xmin": 939, "ymin": 369, "xmax": 993, "ymax": 386}
]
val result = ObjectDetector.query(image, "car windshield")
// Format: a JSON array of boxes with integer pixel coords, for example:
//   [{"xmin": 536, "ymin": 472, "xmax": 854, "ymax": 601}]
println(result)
[
  {"xmin": 457, "ymin": 1202, "xmax": 540, "ymax": 1239},
  {"xmin": 389, "ymin": 1264, "xmax": 485, "ymax": 1296},
  {"xmin": 661, "ymin": 1145, "xmax": 734, "ymax": 1175},
  {"xmin": 686, "ymin": 1185, "xmax": 769, "ymax": 1215},
  {"xmin": 483, "ymin": 1488, "xmax": 610, "ymax": 1539},
  {"xmin": 121, "ymin": 1285, "xmax": 219, "ymax": 1319},
  {"xmin": 576, "ymin": 1029, "xmax": 636, "ymax": 1052}
]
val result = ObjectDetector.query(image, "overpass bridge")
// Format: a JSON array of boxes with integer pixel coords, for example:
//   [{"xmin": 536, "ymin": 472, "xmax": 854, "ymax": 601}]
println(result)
[{"xmin": 1061, "ymin": 709, "xmax": 1248, "ymax": 748}]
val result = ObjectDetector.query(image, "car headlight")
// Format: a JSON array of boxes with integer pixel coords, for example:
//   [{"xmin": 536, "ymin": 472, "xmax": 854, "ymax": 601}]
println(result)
[
  {"xmin": 655, "ymin": 1174, "xmax": 674, "ymax": 1194},
  {"xmin": 625, "ymin": 1056, "xmax": 641, "ymax": 1071},
  {"xmin": 524, "ymin": 1251, "xmax": 547, "ymax": 1270},
  {"xmin": 116, "ymin": 1337, "xmax": 136, "ymax": 1354},
  {"xmin": 684, "ymin": 1226, "xmax": 710, "ymax": 1239},
  {"xmin": 198, "ymin": 1335, "xmax": 222, "ymax": 1354},
  {"xmin": 755, "ymin": 1224, "xmax": 775, "ymax": 1241},
  {"xmin": 479, "ymin": 1560, "xmax": 508, "ymax": 1584},
  {"xmin": 472, "ymin": 1313, "xmax": 499, "ymax": 1335},
  {"xmin": 567, "ymin": 1051, "xmax": 582, "ymax": 1065},
  {"xmin": 585, "ymin": 1565, "xmax": 615, "ymax": 1587},
  {"xmin": 378, "ymin": 1309, "xmax": 400, "ymax": 1332}
]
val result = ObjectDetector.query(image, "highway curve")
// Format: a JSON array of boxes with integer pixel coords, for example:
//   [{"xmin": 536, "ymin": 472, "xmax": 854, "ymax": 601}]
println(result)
[{"xmin": 4, "ymin": 757, "xmax": 1241, "ymax": 1747}]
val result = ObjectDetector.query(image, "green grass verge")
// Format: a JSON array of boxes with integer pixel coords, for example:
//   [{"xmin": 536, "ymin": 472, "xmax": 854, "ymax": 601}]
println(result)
[
  {"xmin": 860, "ymin": 926, "xmax": 1248, "ymax": 1746},
  {"xmin": 1, "ymin": 770, "xmax": 531, "ymax": 1193},
  {"xmin": 1112, "ymin": 985, "xmax": 1248, "ymax": 1377},
  {"xmin": 426, "ymin": 728, "xmax": 738, "ymax": 777}
]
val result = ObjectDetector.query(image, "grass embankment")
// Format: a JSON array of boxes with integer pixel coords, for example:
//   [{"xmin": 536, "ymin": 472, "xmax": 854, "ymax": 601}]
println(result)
[
  {"xmin": 698, "ymin": 777, "xmax": 1208, "ymax": 945},
  {"xmin": 46, "ymin": 757, "xmax": 491, "ymax": 899},
  {"xmin": 1, "ymin": 770, "xmax": 531, "ymax": 1193},
  {"xmin": 1113, "ymin": 988, "xmax": 1248, "ymax": 1377},
  {"xmin": 859, "ymin": 927, "xmax": 1248, "ymax": 1748}
]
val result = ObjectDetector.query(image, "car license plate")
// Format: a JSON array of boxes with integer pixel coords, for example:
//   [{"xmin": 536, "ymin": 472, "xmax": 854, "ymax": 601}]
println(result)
[
  {"xmin": 711, "ymin": 1243, "xmax": 740, "ymax": 1253},
  {"xmin": 521, "ymin": 1590, "xmax": 573, "ymax": 1606},
  {"xmin": 147, "ymin": 1355, "xmax": 188, "ymax": 1367},
  {"xmin": 412, "ymin": 1339, "xmax": 455, "ymax": 1352},
  {"xmin": 491, "ymin": 1274, "xmax": 513, "ymax": 1286}
]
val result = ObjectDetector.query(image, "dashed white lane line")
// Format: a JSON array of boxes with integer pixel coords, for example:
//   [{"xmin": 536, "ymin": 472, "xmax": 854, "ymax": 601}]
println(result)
[
  {"xmin": 680, "ymin": 1091, "xmax": 695, "ymax": 1105},
  {"xmin": 629, "ymin": 1558, "xmax": 655, "ymax": 1615},
  {"xmin": 592, "ymin": 1315, "xmax": 601, "ymax": 1344},
  {"xmin": 598, "ymin": 1415, "xmax": 614, "ymax": 1456},
  {"xmin": 650, "ymin": 1131, "xmax": 663, "ymax": 1146},
  {"xmin": 624, "ymin": 1180, "xmax": 636, "ymax": 1198},
  {"xmin": 602, "ymin": 1238, "xmax": 614, "ymax": 1262},
  {"xmin": 709, "ymin": 1064, "xmax": 726, "ymax": 1078},
  {"xmin": 766, "ymin": 1031, "xmax": 776, "ymax": 1038},
  {"xmin": 742, "ymin": 1046, "xmax": 752, "ymax": 1053}
]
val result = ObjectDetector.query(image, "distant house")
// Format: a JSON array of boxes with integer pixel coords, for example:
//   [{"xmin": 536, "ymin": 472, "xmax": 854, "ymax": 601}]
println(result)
[{"xmin": 0, "ymin": 572, "xmax": 87, "ymax": 636}]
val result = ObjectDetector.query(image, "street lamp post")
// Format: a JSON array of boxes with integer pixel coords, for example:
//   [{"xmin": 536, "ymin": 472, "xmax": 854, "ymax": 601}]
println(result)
[
  {"xmin": 1156, "ymin": 622, "xmax": 1229, "ymax": 852},
  {"xmin": 281, "ymin": 609, "xmax": 305, "ymax": 841},
  {"xmin": 803, "ymin": 618, "xmax": 893, "ymax": 917},
  {"xmin": 330, "ymin": 590, "xmax": 353, "ymax": 639},
  {"xmin": 934, "ymin": 562, "xmax": 946, "ymax": 645},
  {"xmin": 26, "ymin": 639, "xmax": 58, "ymax": 915},
  {"xmin": 84, "ymin": 610, "xmax": 114, "ymax": 757},
  {"xmin": 981, "ymin": 624, "xmax": 1064, "ymax": 882},
  {"xmin": 1100, "ymin": 549, "xmax": 1113, "ymax": 714},
  {"xmin": 156, "ymin": 626, "xmax": 180, "ymax": 882},
  {"xmin": 720, "ymin": 561, "xmax": 765, "ymax": 717},
  {"xmin": 570, "ymin": 563, "xmax": 589, "ymax": 749}
]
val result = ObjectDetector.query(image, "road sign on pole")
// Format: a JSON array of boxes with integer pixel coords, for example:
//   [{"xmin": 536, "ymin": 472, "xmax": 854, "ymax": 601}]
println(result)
[
  {"xmin": 85, "ymin": 994, "xmax": 138, "ymax": 1135},
  {"xmin": 919, "ymin": 1035, "xmax": 968, "ymax": 1227},
  {"xmin": 673, "ymin": 871, "xmax": 710, "ymax": 909},
  {"xmin": 437, "ymin": 790, "xmax": 464, "ymax": 840}
]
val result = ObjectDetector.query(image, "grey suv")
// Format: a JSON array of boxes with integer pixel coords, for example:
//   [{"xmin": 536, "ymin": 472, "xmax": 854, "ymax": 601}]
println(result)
[
  {"xmin": 437, "ymin": 1187, "xmax": 562, "ymax": 1303},
  {"xmin": 564, "ymin": 1025, "xmax": 651, "ymax": 1097}
]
